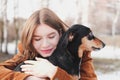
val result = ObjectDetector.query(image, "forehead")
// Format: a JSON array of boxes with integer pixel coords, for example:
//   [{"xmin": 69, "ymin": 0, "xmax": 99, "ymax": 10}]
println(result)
[{"xmin": 33, "ymin": 24, "xmax": 58, "ymax": 36}]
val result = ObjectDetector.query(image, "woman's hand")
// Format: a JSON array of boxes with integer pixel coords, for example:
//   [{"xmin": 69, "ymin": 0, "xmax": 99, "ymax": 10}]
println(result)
[{"xmin": 21, "ymin": 57, "xmax": 57, "ymax": 79}]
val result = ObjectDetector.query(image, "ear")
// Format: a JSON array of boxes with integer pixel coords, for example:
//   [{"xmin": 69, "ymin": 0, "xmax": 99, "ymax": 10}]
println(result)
[
  {"xmin": 60, "ymin": 30, "xmax": 74, "ymax": 48},
  {"xmin": 68, "ymin": 33, "xmax": 74, "ymax": 42}
]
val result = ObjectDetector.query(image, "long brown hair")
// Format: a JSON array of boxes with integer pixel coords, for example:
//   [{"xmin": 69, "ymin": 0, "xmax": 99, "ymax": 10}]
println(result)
[{"xmin": 21, "ymin": 8, "xmax": 69, "ymax": 59}]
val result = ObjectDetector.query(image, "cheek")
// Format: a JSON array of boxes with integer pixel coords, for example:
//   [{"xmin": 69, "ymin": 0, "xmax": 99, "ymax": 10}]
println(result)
[
  {"xmin": 52, "ymin": 36, "xmax": 60, "ymax": 46},
  {"xmin": 32, "ymin": 41, "xmax": 40, "ymax": 50}
]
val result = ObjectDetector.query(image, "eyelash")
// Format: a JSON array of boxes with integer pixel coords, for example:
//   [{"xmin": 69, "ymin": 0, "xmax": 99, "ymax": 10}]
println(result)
[
  {"xmin": 33, "ymin": 36, "xmax": 55, "ymax": 41},
  {"xmin": 35, "ymin": 38, "xmax": 41, "ymax": 41},
  {"xmin": 49, "ymin": 36, "xmax": 55, "ymax": 39}
]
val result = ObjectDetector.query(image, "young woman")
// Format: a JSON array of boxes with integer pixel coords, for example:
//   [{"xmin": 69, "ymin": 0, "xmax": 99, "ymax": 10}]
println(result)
[{"xmin": 0, "ymin": 8, "xmax": 97, "ymax": 80}]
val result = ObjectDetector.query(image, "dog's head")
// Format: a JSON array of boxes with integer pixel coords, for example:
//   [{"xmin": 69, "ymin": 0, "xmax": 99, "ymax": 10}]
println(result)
[{"xmin": 60, "ymin": 24, "xmax": 105, "ymax": 58}]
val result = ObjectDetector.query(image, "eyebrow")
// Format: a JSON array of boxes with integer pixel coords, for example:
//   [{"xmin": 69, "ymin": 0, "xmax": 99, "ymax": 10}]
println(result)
[{"xmin": 33, "ymin": 32, "xmax": 56, "ymax": 37}]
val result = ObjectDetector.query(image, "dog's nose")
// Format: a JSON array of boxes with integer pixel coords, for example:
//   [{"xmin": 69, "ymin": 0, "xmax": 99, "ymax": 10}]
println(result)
[{"xmin": 102, "ymin": 42, "xmax": 106, "ymax": 48}]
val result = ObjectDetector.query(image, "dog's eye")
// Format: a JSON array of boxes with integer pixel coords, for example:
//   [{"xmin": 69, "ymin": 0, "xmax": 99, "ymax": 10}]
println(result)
[{"xmin": 87, "ymin": 32, "xmax": 95, "ymax": 40}]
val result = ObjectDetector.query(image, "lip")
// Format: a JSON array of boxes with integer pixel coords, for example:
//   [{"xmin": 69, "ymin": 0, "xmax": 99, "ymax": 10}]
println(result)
[{"xmin": 40, "ymin": 48, "xmax": 53, "ymax": 54}]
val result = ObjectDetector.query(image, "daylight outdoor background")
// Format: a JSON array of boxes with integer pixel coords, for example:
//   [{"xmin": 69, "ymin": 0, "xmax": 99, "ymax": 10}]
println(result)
[{"xmin": 0, "ymin": 0, "xmax": 120, "ymax": 80}]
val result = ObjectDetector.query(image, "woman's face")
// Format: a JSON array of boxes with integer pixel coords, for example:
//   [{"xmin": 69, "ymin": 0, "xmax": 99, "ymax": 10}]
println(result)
[{"xmin": 32, "ymin": 24, "xmax": 60, "ymax": 57}]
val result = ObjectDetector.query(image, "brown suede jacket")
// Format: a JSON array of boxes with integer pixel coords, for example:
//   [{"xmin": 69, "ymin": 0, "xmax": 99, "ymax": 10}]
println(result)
[{"xmin": 0, "ymin": 43, "xmax": 97, "ymax": 80}]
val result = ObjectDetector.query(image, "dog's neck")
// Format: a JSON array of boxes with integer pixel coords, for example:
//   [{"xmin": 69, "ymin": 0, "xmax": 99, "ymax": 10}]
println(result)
[{"xmin": 67, "ymin": 37, "xmax": 82, "ymax": 59}]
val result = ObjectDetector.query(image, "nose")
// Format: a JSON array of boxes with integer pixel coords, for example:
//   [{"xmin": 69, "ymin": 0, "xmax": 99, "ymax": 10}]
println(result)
[
  {"xmin": 41, "ymin": 39, "xmax": 50, "ymax": 48},
  {"xmin": 102, "ymin": 42, "xmax": 106, "ymax": 48}
]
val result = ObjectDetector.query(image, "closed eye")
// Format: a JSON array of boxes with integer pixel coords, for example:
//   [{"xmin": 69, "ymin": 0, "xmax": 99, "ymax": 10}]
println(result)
[
  {"xmin": 48, "ymin": 34, "xmax": 56, "ymax": 39},
  {"xmin": 87, "ymin": 32, "xmax": 95, "ymax": 40},
  {"xmin": 48, "ymin": 35, "xmax": 55, "ymax": 39},
  {"xmin": 34, "ymin": 38, "xmax": 41, "ymax": 41}
]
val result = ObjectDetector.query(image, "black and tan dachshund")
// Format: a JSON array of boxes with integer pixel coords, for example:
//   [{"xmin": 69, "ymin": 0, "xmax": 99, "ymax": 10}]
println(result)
[{"xmin": 14, "ymin": 24, "xmax": 105, "ymax": 80}]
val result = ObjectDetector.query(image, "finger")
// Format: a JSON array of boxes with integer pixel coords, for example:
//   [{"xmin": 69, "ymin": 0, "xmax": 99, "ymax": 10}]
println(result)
[
  {"xmin": 21, "ymin": 67, "xmax": 33, "ymax": 72},
  {"xmin": 24, "ymin": 71, "xmax": 32, "ymax": 75},
  {"xmin": 24, "ymin": 60, "xmax": 37, "ymax": 65},
  {"xmin": 35, "ymin": 57, "xmax": 45, "ymax": 61},
  {"xmin": 21, "ymin": 64, "xmax": 33, "ymax": 68}
]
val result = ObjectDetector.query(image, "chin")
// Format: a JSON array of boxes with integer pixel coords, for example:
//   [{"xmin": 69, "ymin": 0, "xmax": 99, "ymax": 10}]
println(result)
[
  {"xmin": 40, "ymin": 50, "xmax": 54, "ymax": 58},
  {"xmin": 42, "ymin": 53, "xmax": 53, "ymax": 57}
]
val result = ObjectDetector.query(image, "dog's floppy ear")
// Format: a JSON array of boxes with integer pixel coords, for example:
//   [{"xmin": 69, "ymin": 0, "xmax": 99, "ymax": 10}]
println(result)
[
  {"xmin": 60, "ymin": 29, "xmax": 75, "ymax": 48},
  {"xmin": 68, "ymin": 33, "xmax": 74, "ymax": 42}
]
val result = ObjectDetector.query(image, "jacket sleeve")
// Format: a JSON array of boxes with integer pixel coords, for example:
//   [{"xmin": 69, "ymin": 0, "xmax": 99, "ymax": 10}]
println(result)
[
  {"xmin": 52, "ymin": 67, "xmax": 74, "ymax": 80},
  {"xmin": 0, "ymin": 49, "xmax": 30, "ymax": 80},
  {"xmin": 80, "ymin": 51, "xmax": 97, "ymax": 80}
]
